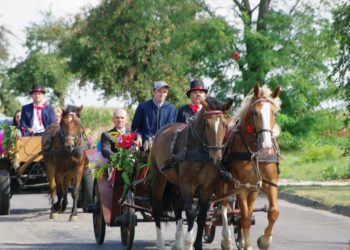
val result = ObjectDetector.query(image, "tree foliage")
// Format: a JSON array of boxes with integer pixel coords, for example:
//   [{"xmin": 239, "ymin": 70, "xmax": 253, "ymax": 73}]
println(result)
[
  {"xmin": 60, "ymin": 0, "xmax": 234, "ymax": 105},
  {"xmin": 332, "ymin": 1, "xmax": 350, "ymax": 114},
  {"xmin": 8, "ymin": 12, "xmax": 73, "ymax": 105}
]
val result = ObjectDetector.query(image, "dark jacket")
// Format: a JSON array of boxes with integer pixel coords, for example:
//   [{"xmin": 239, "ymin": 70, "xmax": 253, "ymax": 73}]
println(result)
[
  {"xmin": 131, "ymin": 99, "xmax": 177, "ymax": 142},
  {"xmin": 176, "ymin": 105, "xmax": 197, "ymax": 124},
  {"xmin": 100, "ymin": 127, "xmax": 130, "ymax": 161},
  {"xmin": 20, "ymin": 103, "xmax": 56, "ymax": 136}
]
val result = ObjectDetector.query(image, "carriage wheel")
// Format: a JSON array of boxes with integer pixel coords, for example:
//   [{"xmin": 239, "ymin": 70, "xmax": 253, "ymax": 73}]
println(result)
[
  {"xmin": 81, "ymin": 168, "xmax": 94, "ymax": 212},
  {"xmin": 120, "ymin": 190, "xmax": 136, "ymax": 250},
  {"xmin": 92, "ymin": 181, "xmax": 106, "ymax": 244},
  {"xmin": 232, "ymin": 201, "xmax": 242, "ymax": 250},
  {"xmin": 0, "ymin": 169, "xmax": 11, "ymax": 215},
  {"xmin": 203, "ymin": 224, "xmax": 216, "ymax": 243}
]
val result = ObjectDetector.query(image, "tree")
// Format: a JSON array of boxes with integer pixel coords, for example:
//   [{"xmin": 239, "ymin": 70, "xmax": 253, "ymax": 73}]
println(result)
[
  {"xmin": 0, "ymin": 24, "xmax": 22, "ymax": 115},
  {"xmin": 60, "ymin": 0, "xmax": 234, "ymax": 105},
  {"xmin": 193, "ymin": 0, "xmax": 340, "ymax": 137},
  {"xmin": 332, "ymin": 1, "xmax": 350, "ymax": 155},
  {"xmin": 8, "ymin": 12, "xmax": 73, "ymax": 105},
  {"xmin": 332, "ymin": 2, "xmax": 350, "ymax": 114}
]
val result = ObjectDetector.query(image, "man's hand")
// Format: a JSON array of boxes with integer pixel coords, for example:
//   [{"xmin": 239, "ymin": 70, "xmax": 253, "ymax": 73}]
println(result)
[{"xmin": 135, "ymin": 135, "xmax": 142, "ymax": 147}]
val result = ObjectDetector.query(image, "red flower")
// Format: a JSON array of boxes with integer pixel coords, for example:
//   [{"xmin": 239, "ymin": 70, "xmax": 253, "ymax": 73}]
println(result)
[
  {"xmin": 233, "ymin": 52, "xmax": 240, "ymax": 60},
  {"xmin": 246, "ymin": 124, "xmax": 254, "ymax": 134},
  {"xmin": 116, "ymin": 132, "xmax": 137, "ymax": 149}
]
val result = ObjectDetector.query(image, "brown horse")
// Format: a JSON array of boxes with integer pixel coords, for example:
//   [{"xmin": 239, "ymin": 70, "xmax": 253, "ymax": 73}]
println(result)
[
  {"xmin": 150, "ymin": 97, "xmax": 233, "ymax": 250},
  {"xmin": 218, "ymin": 84, "xmax": 281, "ymax": 250},
  {"xmin": 43, "ymin": 105, "xmax": 89, "ymax": 221}
]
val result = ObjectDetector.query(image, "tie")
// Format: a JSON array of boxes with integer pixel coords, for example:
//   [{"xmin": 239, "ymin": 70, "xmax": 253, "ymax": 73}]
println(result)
[
  {"xmin": 34, "ymin": 105, "xmax": 44, "ymax": 111},
  {"xmin": 188, "ymin": 104, "xmax": 200, "ymax": 113},
  {"xmin": 34, "ymin": 104, "xmax": 46, "ymax": 126}
]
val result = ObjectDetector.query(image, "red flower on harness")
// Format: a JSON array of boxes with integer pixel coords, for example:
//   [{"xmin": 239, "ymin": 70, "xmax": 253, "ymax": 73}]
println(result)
[
  {"xmin": 232, "ymin": 52, "xmax": 240, "ymax": 60},
  {"xmin": 246, "ymin": 124, "xmax": 254, "ymax": 134}
]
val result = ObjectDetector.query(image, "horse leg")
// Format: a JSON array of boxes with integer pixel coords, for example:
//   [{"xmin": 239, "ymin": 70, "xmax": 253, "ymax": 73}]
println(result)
[
  {"xmin": 173, "ymin": 190, "xmax": 185, "ymax": 250},
  {"xmin": 46, "ymin": 162, "xmax": 58, "ymax": 220},
  {"xmin": 181, "ymin": 184, "xmax": 196, "ymax": 250},
  {"xmin": 151, "ymin": 175, "xmax": 167, "ymax": 250},
  {"xmin": 61, "ymin": 174, "xmax": 71, "ymax": 213},
  {"xmin": 237, "ymin": 191, "xmax": 256, "ymax": 250},
  {"xmin": 220, "ymin": 200, "xmax": 233, "ymax": 250},
  {"xmin": 257, "ymin": 186, "xmax": 279, "ymax": 250},
  {"xmin": 69, "ymin": 167, "xmax": 84, "ymax": 222},
  {"xmin": 193, "ymin": 191, "xmax": 211, "ymax": 250}
]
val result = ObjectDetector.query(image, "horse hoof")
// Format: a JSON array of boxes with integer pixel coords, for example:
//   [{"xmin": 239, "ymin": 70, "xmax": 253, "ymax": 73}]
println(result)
[
  {"xmin": 257, "ymin": 235, "xmax": 272, "ymax": 250},
  {"xmin": 50, "ymin": 213, "xmax": 58, "ymax": 220},
  {"xmin": 69, "ymin": 215, "xmax": 78, "ymax": 222},
  {"xmin": 221, "ymin": 240, "xmax": 233, "ymax": 250},
  {"xmin": 172, "ymin": 244, "xmax": 183, "ymax": 250},
  {"xmin": 184, "ymin": 241, "xmax": 194, "ymax": 250}
]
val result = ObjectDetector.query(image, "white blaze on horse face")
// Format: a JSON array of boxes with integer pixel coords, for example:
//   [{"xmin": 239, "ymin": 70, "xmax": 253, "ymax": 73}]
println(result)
[
  {"xmin": 260, "ymin": 102, "xmax": 272, "ymax": 149},
  {"xmin": 214, "ymin": 117, "xmax": 220, "ymax": 135}
]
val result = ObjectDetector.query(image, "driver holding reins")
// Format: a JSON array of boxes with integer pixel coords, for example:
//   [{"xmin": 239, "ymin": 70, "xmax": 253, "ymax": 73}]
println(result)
[
  {"xmin": 176, "ymin": 79, "xmax": 208, "ymax": 124},
  {"xmin": 20, "ymin": 85, "xmax": 56, "ymax": 136}
]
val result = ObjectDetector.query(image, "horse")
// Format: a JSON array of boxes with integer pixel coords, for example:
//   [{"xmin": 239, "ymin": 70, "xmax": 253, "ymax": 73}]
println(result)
[
  {"xmin": 42, "ymin": 105, "xmax": 89, "ymax": 221},
  {"xmin": 150, "ymin": 97, "xmax": 233, "ymax": 250},
  {"xmin": 218, "ymin": 84, "xmax": 281, "ymax": 250}
]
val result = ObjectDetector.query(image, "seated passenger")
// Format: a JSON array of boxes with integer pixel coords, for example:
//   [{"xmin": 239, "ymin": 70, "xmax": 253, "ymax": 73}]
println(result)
[
  {"xmin": 20, "ymin": 85, "xmax": 55, "ymax": 136},
  {"xmin": 100, "ymin": 108, "xmax": 130, "ymax": 160},
  {"xmin": 131, "ymin": 81, "xmax": 177, "ymax": 149}
]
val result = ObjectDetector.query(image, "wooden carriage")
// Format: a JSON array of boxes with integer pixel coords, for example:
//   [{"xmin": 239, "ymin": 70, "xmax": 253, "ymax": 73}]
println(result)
[{"xmin": 0, "ymin": 136, "xmax": 93, "ymax": 215}]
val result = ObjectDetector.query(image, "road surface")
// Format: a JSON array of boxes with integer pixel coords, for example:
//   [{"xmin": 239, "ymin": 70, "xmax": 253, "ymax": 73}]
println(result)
[{"xmin": 0, "ymin": 193, "xmax": 349, "ymax": 249}]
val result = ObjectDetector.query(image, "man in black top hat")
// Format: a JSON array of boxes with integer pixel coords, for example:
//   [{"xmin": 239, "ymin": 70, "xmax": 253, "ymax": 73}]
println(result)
[
  {"xmin": 176, "ymin": 79, "xmax": 208, "ymax": 123},
  {"xmin": 20, "ymin": 84, "xmax": 56, "ymax": 136}
]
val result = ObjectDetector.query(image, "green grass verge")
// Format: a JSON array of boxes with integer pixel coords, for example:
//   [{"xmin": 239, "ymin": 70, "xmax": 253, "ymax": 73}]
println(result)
[
  {"xmin": 280, "ymin": 149, "xmax": 350, "ymax": 181},
  {"xmin": 279, "ymin": 186, "xmax": 350, "ymax": 207}
]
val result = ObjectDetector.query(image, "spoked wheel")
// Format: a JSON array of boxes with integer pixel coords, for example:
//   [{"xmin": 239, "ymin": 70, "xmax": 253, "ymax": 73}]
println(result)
[
  {"xmin": 232, "ymin": 201, "xmax": 242, "ymax": 250},
  {"xmin": 92, "ymin": 181, "xmax": 106, "ymax": 244},
  {"xmin": 120, "ymin": 190, "xmax": 136, "ymax": 250},
  {"xmin": 203, "ymin": 224, "xmax": 216, "ymax": 243}
]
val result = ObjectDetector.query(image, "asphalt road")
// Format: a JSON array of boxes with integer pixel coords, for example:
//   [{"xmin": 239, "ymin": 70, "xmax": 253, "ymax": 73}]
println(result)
[{"xmin": 0, "ymin": 192, "xmax": 349, "ymax": 250}]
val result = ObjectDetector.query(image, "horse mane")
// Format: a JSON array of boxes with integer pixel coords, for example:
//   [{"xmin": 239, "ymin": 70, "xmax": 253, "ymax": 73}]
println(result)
[{"xmin": 235, "ymin": 85, "xmax": 282, "ymax": 119}]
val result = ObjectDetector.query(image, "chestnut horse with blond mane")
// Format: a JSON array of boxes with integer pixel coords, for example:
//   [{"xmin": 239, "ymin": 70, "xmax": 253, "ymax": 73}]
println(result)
[{"xmin": 216, "ymin": 84, "xmax": 281, "ymax": 250}]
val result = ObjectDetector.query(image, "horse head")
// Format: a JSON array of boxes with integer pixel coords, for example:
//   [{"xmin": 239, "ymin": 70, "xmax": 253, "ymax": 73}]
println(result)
[
  {"xmin": 194, "ymin": 97, "xmax": 233, "ymax": 165},
  {"xmin": 60, "ymin": 105, "xmax": 83, "ymax": 153},
  {"xmin": 249, "ymin": 84, "xmax": 281, "ymax": 154}
]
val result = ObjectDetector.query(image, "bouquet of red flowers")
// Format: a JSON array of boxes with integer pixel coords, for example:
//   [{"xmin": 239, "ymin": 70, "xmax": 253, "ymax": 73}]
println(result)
[{"xmin": 95, "ymin": 131, "xmax": 138, "ymax": 191}]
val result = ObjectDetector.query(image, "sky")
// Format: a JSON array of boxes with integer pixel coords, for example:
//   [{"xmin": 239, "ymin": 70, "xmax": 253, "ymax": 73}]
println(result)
[{"xmin": 0, "ymin": 0, "xmax": 125, "ymax": 107}]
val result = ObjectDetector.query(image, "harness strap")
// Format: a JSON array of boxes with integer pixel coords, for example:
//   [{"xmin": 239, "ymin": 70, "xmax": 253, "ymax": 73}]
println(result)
[{"xmin": 159, "ymin": 125, "xmax": 188, "ymax": 173}]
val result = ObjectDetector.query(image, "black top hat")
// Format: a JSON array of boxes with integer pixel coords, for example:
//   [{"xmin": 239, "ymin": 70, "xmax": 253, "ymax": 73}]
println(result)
[
  {"xmin": 29, "ymin": 84, "xmax": 46, "ymax": 94},
  {"xmin": 186, "ymin": 79, "xmax": 208, "ymax": 98}
]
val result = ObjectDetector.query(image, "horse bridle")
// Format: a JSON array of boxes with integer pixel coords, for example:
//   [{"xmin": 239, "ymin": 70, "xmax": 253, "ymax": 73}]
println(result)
[
  {"xmin": 190, "ymin": 110, "xmax": 228, "ymax": 151},
  {"xmin": 59, "ymin": 112, "xmax": 86, "ymax": 152},
  {"xmin": 250, "ymin": 98, "xmax": 277, "ymax": 140}
]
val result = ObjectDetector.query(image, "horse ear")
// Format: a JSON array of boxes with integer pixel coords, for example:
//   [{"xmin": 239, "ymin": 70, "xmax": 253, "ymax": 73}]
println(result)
[
  {"xmin": 76, "ymin": 105, "xmax": 83, "ymax": 113},
  {"xmin": 271, "ymin": 85, "xmax": 281, "ymax": 98},
  {"xmin": 60, "ymin": 106, "xmax": 65, "ymax": 113},
  {"xmin": 224, "ymin": 98, "xmax": 234, "ymax": 112},
  {"xmin": 201, "ymin": 99, "xmax": 209, "ymax": 110},
  {"xmin": 253, "ymin": 83, "xmax": 260, "ymax": 97}
]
